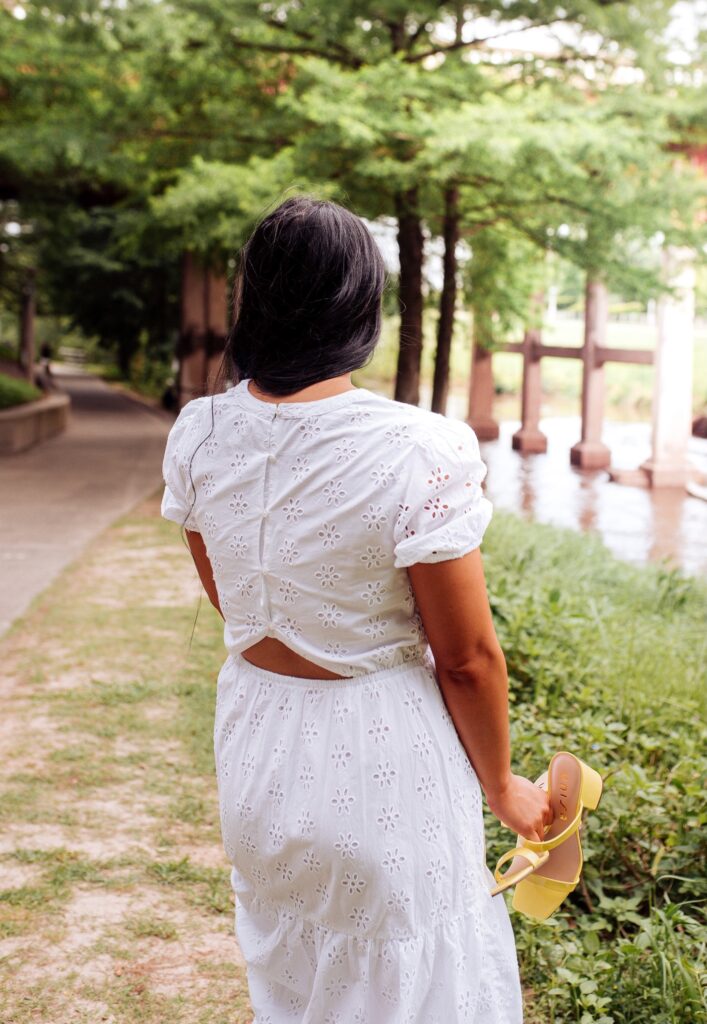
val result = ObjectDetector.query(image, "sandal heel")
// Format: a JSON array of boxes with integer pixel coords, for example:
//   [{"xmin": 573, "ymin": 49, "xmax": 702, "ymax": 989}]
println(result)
[{"xmin": 578, "ymin": 760, "xmax": 603, "ymax": 810}]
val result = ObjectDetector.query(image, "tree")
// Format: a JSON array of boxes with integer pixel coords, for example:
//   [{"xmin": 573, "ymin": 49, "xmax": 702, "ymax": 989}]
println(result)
[
  {"xmin": 200, "ymin": 2, "xmax": 700, "ymax": 405},
  {"xmin": 1, "ymin": 0, "xmax": 705, "ymax": 396}
]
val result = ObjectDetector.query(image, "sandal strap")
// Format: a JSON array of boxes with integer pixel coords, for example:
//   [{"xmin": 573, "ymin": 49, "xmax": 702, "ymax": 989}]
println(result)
[
  {"xmin": 492, "ymin": 846, "xmax": 550, "ymax": 891},
  {"xmin": 521, "ymin": 803, "xmax": 584, "ymax": 853}
]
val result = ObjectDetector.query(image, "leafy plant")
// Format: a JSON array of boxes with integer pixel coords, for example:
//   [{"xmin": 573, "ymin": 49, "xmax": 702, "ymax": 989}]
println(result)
[
  {"xmin": 0, "ymin": 372, "xmax": 42, "ymax": 410},
  {"xmin": 483, "ymin": 513, "xmax": 707, "ymax": 1024}
]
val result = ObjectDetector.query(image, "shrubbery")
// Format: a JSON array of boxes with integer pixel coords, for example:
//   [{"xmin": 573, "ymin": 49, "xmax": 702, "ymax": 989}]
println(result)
[
  {"xmin": 0, "ymin": 372, "xmax": 42, "ymax": 410},
  {"xmin": 483, "ymin": 514, "xmax": 706, "ymax": 1023}
]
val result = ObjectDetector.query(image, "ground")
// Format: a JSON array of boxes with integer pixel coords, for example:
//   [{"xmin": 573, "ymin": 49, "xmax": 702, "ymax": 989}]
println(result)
[
  {"xmin": 0, "ymin": 492, "xmax": 253, "ymax": 1024},
  {"xmin": 2, "ymin": 368, "xmax": 704, "ymax": 1024},
  {"xmin": 0, "ymin": 366, "xmax": 174, "ymax": 636}
]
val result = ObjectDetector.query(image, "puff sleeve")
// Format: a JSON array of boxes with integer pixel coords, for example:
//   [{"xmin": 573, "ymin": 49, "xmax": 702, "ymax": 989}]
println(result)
[
  {"xmin": 393, "ymin": 420, "xmax": 493, "ymax": 568},
  {"xmin": 160, "ymin": 398, "xmax": 207, "ymax": 529}
]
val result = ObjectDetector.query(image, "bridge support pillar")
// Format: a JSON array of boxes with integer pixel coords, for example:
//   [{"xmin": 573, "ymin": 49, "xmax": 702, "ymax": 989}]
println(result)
[
  {"xmin": 513, "ymin": 294, "xmax": 547, "ymax": 454},
  {"xmin": 467, "ymin": 344, "xmax": 499, "ymax": 440},
  {"xmin": 570, "ymin": 277, "xmax": 611, "ymax": 470},
  {"xmin": 639, "ymin": 246, "xmax": 696, "ymax": 487}
]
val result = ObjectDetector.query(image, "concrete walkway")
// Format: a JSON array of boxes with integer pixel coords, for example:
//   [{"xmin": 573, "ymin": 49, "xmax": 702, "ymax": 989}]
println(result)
[{"xmin": 0, "ymin": 367, "xmax": 175, "ymax": 636}]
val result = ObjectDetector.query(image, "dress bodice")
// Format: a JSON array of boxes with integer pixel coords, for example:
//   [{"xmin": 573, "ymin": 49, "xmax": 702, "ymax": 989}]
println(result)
[{"xmin": 161, "ymin": 379, "xmax": 492, "ymax": 677}]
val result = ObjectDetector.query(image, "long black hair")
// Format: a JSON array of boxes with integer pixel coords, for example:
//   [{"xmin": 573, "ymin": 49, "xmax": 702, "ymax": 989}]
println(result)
[{"xmin": 223, "ymin": 195, "xmax": 387, "ymax": 396}]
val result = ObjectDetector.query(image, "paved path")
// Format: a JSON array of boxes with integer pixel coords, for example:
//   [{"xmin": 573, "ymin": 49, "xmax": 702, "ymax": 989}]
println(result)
[{"xmin": 0, "ymin": 367, "xmax": 175, "ymax": 636}]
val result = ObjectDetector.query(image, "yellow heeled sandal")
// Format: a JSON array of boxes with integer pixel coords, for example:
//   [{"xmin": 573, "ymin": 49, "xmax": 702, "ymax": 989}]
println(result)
[{"xmin": 490, "ymin": 752, "xmax": 603, "ymax": 921}]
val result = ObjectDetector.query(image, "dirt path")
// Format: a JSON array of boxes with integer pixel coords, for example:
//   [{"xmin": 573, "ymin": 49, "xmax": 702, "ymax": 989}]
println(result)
[
  {"xmin": 0, "ymin": 367, "xmax": 175, "ymax": 637},
  {"xmin": 0, "ymin": 492, "xmax": 252, "ymax": 1024}
]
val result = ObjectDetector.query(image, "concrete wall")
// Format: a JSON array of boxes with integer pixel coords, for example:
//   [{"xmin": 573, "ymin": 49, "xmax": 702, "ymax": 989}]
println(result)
[{"xmin": 0, "ymin": 393, "xmax": 70, "ymax": 455}]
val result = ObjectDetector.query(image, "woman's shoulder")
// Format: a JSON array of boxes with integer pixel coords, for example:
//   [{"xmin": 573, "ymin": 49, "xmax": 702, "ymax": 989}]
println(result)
[
  {"xmin": 170, "ymin": 394, "xmax": 212, "ymax": 427},
  {"xmin": 163, "ymin": 395, "xmax": 215, "ymax": 458},
  {"xmin": 362, "ymin": 390, "xmax": 481, "ymax": 456}
]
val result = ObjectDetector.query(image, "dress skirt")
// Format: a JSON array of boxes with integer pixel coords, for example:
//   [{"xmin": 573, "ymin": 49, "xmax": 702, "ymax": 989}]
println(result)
[{"xmin": 213, "ymin": 652, "xmax": 523, "ymax": 1023}]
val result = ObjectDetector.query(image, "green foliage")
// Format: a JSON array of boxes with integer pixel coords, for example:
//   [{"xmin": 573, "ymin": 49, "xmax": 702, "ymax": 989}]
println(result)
[
  {"xmin": 2, "ymin": 0, "xmax": 707, "ymax": 379},
  {"xmin": 150, "ymin": 151, "xmax": 325, "ymax": 261},
  {"xmin": 483, "ymin": 513, "xmax": 707, "ymax": 1023},
  {"xmin": 37, "ymin": 205, "xmax": 180, "ymax": 375},
  {"xmin": 462, "ymin": 226, "xmax": 546, "ymax": 342},
  {"xmin": 0, "ymin": 372, "xmax": 41, "ymax": 409}
]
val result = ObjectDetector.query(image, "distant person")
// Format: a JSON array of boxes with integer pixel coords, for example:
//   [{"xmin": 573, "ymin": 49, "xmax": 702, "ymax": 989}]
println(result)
[
  {"xmin": 35, "ymin": 341, "xmax": 54, "ymax": 390},
  {"xmin": 161, "ymin": 381, "xmax": 179, "ymax": 413},
  {"xmin": 160, "ymin": 196, "xmax": 551, "ymax": 1021}
]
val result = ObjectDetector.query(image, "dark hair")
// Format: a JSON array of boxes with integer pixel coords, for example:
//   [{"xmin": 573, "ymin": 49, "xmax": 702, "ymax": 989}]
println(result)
[{"xmin": 223, "ymin": 195, "xmax": 386, "ymax": 396}]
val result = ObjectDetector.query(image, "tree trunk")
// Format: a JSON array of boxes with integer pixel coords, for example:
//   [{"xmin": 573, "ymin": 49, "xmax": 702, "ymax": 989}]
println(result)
[
  {"xmin": 393, "ymin": 188, "xmax": 425, "ymax": 406},
  {"xmin": 431, "ymin": 185, "xmax": 460, "ymax": 414}
]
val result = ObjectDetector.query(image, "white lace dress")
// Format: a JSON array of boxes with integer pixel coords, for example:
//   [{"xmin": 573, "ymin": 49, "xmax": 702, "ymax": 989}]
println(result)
[{"xmin": 161, "ymin": 379, "xmax": 524, "ymax": 1023}]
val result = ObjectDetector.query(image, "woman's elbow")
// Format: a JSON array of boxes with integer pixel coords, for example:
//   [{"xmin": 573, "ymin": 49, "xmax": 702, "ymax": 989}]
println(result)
[{"xmin": 440, "ymin": 640, "xmax": 507, "ymax": 688}]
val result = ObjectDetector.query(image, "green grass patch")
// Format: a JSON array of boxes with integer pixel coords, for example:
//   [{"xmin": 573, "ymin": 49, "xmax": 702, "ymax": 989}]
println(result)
[
  {"xmin": 0, "ymin": 848, "xmax": 107, "ymax": 927},
  {"xmin": 482, "ymin": 513, "xmax": 707, "ymax": 1023},
  {"xmin": 124, "ymin": 912, "xmax": 179, "ymax": 941},
  {"xmin": 148, "ymin": 857, "xmax": 231, "ymax": 917},
  {"xmin": 0, "ymin": 371, "xmax": 42, "ymax": 410},
  {"xmin": 1, "ymin": 494, "xmax": 704, "ymax": 1023}
]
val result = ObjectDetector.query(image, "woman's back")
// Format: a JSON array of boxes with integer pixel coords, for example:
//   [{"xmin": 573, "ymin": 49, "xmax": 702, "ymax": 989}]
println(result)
[
  {"xmin": 158, "ymin": 195, "xmax": 541, "ymax": 1022},
  {"xmin": 161, "ymin": 377, "xmax": 493, "ymax": 678}
]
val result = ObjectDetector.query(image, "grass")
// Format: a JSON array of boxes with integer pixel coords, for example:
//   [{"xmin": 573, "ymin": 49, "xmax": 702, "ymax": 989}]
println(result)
[
  {"xmin": 481, "ymin": 515, "xmax": 707, "ymax": 1023},
  {"xmin": 0, "ymin": 371, "xmax": 42, "ymax": 410},
  {"xmin": 0, "ymin": 494, "xmax": 250, "ymax": 1024},
  {"xmin": 0, "ymin": 492, "xmax": 704, "ymax": 1023}
]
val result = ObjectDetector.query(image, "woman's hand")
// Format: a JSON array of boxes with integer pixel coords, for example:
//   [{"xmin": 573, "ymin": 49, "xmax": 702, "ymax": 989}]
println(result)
[{"xmin": 484, "ymin": 774, "xmax": 554, "ymax": 842}]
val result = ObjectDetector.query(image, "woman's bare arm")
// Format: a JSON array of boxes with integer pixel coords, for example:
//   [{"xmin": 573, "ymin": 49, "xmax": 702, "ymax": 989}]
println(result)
[
  {"xmin": 408, "ymin": 548, "xmax": 551, "ymax": 841},
  {"xmin": 185, "ymin": 529, "xmax": 224, "ymax": 620}
]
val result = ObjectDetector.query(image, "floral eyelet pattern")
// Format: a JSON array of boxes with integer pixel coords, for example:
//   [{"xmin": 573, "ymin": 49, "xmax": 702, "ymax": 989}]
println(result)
[
  {"xmin": 163, "ymin": 380, "xmax": 514, "ymax": 1020},
  {"xmin": 213, "ymin": 656, "xmax": 522, "ymax": 1022},
  {"xmin": 161, "ymin": 380, "xmax": 492, "ymax": 678}
]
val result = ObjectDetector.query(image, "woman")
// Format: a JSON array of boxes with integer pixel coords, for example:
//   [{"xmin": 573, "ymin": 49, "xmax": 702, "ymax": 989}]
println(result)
[{"xmin": 161, "ymin": 195, "xmax": 552, "ymax": 1022}]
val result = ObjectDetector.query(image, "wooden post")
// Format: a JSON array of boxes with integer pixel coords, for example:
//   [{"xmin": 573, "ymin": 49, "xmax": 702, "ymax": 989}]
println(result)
[
  {"xmin": 570, "ymin": 277, "xmax": 611, "ymax": 469},
  {"xmin": 512, "ymin": 292, "xmax": 547, "ymax": 453},
  {"xmin": 639, "ymin": 246, "xmax": 696, "ymax": 487},
  {"xmin": 19, "ymin": 270, "xmax": 36, "ymax": 384},
  {"xmin": 467, "ymin": 309, "xmax": 499, "ymax": 440}
]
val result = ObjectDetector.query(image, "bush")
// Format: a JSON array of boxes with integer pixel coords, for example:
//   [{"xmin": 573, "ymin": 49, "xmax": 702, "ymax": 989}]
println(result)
[
  {"xmin": 482, "ymin": 514, "xmax": 707, "ymax": 1024},
  {"xmin": 0, "ymin": 372, "xmax": 42, "ymax": 410}
]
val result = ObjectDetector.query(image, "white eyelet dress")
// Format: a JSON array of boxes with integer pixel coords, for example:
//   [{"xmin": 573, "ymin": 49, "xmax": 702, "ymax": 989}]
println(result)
[{"xmin": 160, "ymin": 379, "xmax": 523, "ymax": 1023}]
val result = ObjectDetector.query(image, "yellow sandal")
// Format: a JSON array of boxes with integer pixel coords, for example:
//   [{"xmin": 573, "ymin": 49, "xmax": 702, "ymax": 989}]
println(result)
[{"xmin": 490, "ymin": 751, "xmax": 603, "ymax": 921}]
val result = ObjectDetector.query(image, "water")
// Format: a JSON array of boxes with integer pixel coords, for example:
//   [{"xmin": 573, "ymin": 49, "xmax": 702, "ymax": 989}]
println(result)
[{"xmin": 475, "ymin": 417, "xmax": 707, "ymax": 577}]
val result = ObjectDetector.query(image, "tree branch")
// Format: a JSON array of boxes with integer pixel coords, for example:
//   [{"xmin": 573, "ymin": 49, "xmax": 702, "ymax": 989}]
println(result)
[
  {"xmin": 405, "ymin": 17, "xmax": 580, "ymax": 64},
  {"xmin": 229, "ymin": 36, "xmax": 361, "ymax": 68},
  {"xmin": 262, "ymin": 17, "xmax": 361, "ymax": 65}
]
